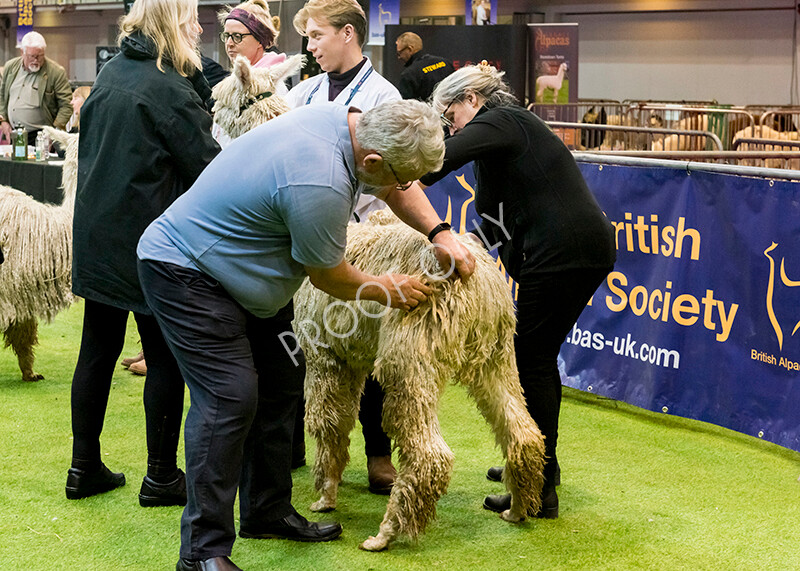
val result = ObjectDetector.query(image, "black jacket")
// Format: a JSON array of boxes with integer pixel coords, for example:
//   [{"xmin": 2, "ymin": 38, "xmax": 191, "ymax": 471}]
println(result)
[
  {"xmin": 398, "ymin": 52, "xmax": 455, "ymax": 102},
  {"xmin": 200, "ymin": 55, "xmax": 230, "ymax": 90},
  {"xmin": 420, "ymin": 105, "xmax": 615, "ymax": 280},
  {"xmin": 72, "ymin": 32, "xmax": 220, "ymax": 313}
]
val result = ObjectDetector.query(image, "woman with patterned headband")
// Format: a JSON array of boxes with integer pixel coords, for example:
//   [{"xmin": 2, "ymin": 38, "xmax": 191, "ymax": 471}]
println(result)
[
  {"xmin": 213, "ymin": 0, "xmax": 287, "ymax": 145},
  {"xmin": 66, "ymin": 0, "xmax": 220, "ymax": 516}
]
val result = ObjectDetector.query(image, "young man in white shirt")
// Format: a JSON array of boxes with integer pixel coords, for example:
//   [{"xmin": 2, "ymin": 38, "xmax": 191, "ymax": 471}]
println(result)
[{"xmin": 287, "ymin": 0, "xmax": 403, "ymax": 495}]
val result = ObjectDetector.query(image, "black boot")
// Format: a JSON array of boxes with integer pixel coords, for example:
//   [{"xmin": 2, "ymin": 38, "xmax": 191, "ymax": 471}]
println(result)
[
  {"xmin": 483, "ymin": 487, "xmax": 559, "ymax": 519},
  {"xmin": 139, "ymin": 469, "xmax": 187, "ymax": 507},
  {"xmin": 176, "ymin": 556, "xmax": 242, "ymax": 570},
  {"xmin": 65, "ymin": 463, "xmax": 126, "ymax": 499}
]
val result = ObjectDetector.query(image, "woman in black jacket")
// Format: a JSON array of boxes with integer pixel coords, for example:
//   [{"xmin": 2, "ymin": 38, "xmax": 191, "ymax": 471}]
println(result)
[
  {"xmin": 420, "ymin": 62, "xmax": 616, "ymax": 519},
  {"xmin": 66, "ymin": 0, "xmax": 219, "ymax": 507}
]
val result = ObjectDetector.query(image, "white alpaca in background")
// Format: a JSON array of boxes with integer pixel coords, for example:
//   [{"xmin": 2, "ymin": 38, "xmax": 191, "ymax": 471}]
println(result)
[
  {"xmin": 0, "ymin": 128, "xmax": 79, "ymax": 381},
  {"xmin": 535, "ymin": 62, "xmax": 568, "ymax": 103}
]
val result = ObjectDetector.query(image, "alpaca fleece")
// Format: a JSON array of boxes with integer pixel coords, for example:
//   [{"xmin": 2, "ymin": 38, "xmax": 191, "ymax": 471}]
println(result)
[
  {"xmin": 294, "ymin": 210, "xmax": 546, "ymax": 551},
  {"xmin": 0, "ymin": 128, "xmax": 78, "ymax": 381}
]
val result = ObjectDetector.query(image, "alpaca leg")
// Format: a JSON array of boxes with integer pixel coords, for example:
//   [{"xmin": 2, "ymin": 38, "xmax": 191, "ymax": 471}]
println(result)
[
  {"xmin": 460, "ymin": 351, "xmax": 545, "ymax": 523},
  {"xmin": 305, "ymin": 359, "xmax": 366, "ymax": 512},
  {"xmin": 4, "ymin": 318, "xmax": 43, "ymax": 382},
  {"xmin": 360, "ymin": 379, "xmax": 454, "ymax": 551}
]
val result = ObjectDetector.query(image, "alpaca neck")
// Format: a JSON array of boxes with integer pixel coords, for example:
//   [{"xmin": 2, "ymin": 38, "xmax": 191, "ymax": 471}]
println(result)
[
  {"xmin": 59, "ymin": 163, "xmax": 78, "ymax": 214},
  {"xmin": 61, "ymin": 189, "xmax": 75, "ymax": 214}
]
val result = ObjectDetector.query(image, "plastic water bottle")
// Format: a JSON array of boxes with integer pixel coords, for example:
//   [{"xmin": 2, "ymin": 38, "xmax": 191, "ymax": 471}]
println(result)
[
  {"xmin": 13, "ymin": 124, "xmax": 27, "ymax": 161},
  {"xmin": 35, "ymin": 131, "xmax": 47, "ymax": 162}
]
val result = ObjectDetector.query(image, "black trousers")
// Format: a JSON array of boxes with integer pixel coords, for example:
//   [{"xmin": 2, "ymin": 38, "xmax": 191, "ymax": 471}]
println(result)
[
  {"xmin": 359, "ymin": 376, "xmax": 391, "ymax": 457},
  {"xmin": 70, "ymin": 299, "xmax": 184, "ymax": 474},
  {"xmin": 515, "ymin": 267, "xmax": 612, "ymax": 491},
  {"xmin": 138, "ymin": 259, "xmax": 303, "ymax": 560}
]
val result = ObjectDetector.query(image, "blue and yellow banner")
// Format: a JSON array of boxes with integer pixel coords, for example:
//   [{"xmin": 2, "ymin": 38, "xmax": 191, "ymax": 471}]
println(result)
[
  {"xmin": 423, "ymin": 167, "xmax": 518, "ymax": 321},
  {"xmin": 426, "ymin": 164, "xmax": 800, "ymax": 452},
  {"xmin": 16, "ymin": 0, "xmax": 33, "ymax": 46}
]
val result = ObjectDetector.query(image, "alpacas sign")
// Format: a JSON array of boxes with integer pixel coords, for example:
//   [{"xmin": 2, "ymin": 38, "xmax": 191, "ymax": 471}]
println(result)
[
  {"xmin": 528, "ymin": 24, "xmax": 578, "ymax": 107},
  {"xmin": 529, "ymin": 24, "xmax": 579, "ymax": 145}
]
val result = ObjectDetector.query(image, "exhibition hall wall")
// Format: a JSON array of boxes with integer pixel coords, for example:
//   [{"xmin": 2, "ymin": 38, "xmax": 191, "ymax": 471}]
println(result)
[{"xmin": 0, "ymin": 1, "xmax": 796, "ymax": 103}]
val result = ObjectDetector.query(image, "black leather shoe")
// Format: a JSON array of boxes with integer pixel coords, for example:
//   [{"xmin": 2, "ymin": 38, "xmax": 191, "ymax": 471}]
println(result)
[
  {"xmin": 486, "ymin": 463, "xmax": 562, "ymax": 486},
  {"xmin": 65, "ymin": 464, "xmax": 125, "ymax": 499},
  {"xmin": 483, "ymin": 488, "xmax": 559, "ymax": 519},
  {"xmin": 239, "ymin": 511, "xmax": 342, "ymax": 542},
  {"xmin": 139, "ymin": 469, "xmax": 187, "ymax": 507},
  {"xmin": 486, "ymin": 466, "xmax": 503, "ymax": 482},
  {"xmin": 176, "ymin": 556, "xmax": 242, "ymax": 571}
]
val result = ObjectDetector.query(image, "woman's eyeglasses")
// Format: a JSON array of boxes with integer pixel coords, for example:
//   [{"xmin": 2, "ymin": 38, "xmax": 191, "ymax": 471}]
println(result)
[
  {"xmin": 440, "ymin": 98, "xmax": 457, "ymax": 128},
  {"xmin": 220, "ymin": 31, "xmax": 253, "ymax": 44}
]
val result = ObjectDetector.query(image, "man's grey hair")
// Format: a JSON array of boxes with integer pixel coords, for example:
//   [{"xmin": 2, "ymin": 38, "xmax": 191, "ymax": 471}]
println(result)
[
  {"xmin": 356, "ymin": 100, "xmax": 444, "ymax": 180},
  {"xmin": 20, "ymin": 31, "xmax": 46, "ymax": 52},
  {"xmin": 431, "ymin": 62, "xmax": 517, "ymax": 115}
]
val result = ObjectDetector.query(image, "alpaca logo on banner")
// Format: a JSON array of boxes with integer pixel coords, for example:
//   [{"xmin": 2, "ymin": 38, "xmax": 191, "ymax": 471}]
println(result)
[
  {"xmin": 367, "ymin": 0, "xmax": 398, "ymax": 45},
  {"xmin": 434, "ymin": 172, "xmax": 518, "ymax": 300},
  {"xmin": 764, "ymin": 242, "xmax": 800, "ymax": 352}
]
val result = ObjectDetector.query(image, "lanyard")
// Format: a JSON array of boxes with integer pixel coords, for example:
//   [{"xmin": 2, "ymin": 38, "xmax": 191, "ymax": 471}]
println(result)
[{"xmin": 305, "ymin": 65, "xmax": 374, "ymax": 106}]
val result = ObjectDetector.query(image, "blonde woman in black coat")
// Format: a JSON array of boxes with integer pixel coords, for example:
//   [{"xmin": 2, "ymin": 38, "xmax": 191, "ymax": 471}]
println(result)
[{"xmin": 66, "ymin": 0, "xmax": 219, "ymax": 510}]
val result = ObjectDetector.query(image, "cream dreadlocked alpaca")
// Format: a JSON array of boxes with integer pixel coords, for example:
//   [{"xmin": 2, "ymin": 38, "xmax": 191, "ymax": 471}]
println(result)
[
  {"xmin": 293, "ymin": 210, "xmax": 546, "ymax": 551},
  {"xmin": 211, "ymin": 53, "xmax": 304, "ymax": 140},
  {"xmin": 0, "ymin": 128, "xmax": 78, "ymax": 381}
]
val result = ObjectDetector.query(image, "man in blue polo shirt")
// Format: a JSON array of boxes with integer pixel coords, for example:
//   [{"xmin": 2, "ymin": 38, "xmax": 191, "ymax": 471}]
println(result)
[{"xmin": 137, "ymin": 100, "xmax": 474, "ymax": 571}]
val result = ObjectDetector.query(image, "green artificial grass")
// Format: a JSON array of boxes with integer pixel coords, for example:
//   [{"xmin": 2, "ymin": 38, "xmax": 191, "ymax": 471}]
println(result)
[{"xmin": 1, "ymin": 300, "xmax": 799, "ymax": 570}]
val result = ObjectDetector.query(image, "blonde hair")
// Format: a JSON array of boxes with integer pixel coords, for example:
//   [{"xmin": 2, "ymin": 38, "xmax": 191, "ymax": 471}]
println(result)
[
  {"xmin": 356, "ymin": 100, "xmax": 444, "ymax": 179},
  {"xmin": 69, "ymin": 86, "xmax": 92, "ymax": 131},
  {"xmin": 73, "ymin": 85, "xmax": 92, "ymax": 102},
  {"xmin": 293, "ymin": 0, "xmax": 367, "ymax": 46},
  {"xmin": 431, "ymin": 61, "xmax": 517, "ymax": 114},
  {"xmin": 118, "ymin": 0, "xmax": 201, "ymax": 77},
  {"xmin": 218, "ymin": 0, "xmax": 281, "ymax": 46}
]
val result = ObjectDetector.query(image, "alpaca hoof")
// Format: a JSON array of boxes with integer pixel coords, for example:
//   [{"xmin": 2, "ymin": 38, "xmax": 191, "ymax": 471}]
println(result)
[
  {"xmin": 359, "ymin": 535, "xmax": 388, "ymax": 552},
  {"xmin": 23, "ymin": 372, "xmax": 44, "ymax": 382},
  {"xmin": 501, "ymin": 509, "xmax": 525, "ymax": 523},
  {"xmin": 310, "ymin": 497, "xmax": 336, "ymax": 512}
]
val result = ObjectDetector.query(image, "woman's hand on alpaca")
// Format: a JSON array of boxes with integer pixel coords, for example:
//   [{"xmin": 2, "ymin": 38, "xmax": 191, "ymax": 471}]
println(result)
[{"xmin": 432, "ymin": 230, "xmax": 476, "ymax": 282}]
